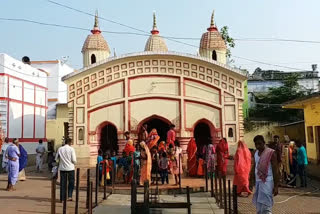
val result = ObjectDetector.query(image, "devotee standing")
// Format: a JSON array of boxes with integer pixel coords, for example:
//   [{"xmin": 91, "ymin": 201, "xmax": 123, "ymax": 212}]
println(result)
[
  {"xmin": 138, "ymin": 124, "xmax": 148, "ymax": 142},
  {"xmin": 133, "ymin": 143, "xmax": 141, "ymax": 182},
  {"xmin": 166, "ymin": 124, "xmax": 176, "ymax": 149},
  {"xmin": 147, "ymin": 129, "xmax": 160, "ymax": 149},
  {"xmin": 1, "ymin": 137, "xmax": 10, "ymax": 173},
  {"xmin": 36, "ymin": 139, "xmax": 46, "ymax": 173},
  {"xmin": 140, "ymin": 141, "xmax": 151, "ymax": 185},
  {"xmin": 6, "ymin": 138, "xmax": 20, "ymax": 191},
  {"xmin": 296, "ymin": 140, "xmax": 308, "ymax": 187},
  {"xmin": 251, "ymin": 135, "xmax": 279, "ymax": 214},
  {"xmin": 124, "ymin": 139, "xmax": 135, "ymax": 156},
  {"xmin": 216, "ymin": 138, "xmax": 229, "ymax": 177},
  {"xmin": 233, "ymin": 140, "xmax": 252, "ymax": 197},
  {"xmin": 172, "ymin": 140, "xmax": 183, "ymax": 185},
  {"xmin": 55, "ymin": 138, "xmax": 77, "ymax": 202},
  {"xmin": 203, "ymin": 137, "xmax": 216, "ymax": 178},
  {"xmin": 187, "ymin": 138, "xmax": 197, "ymax": 176},
  {"xmin": 288, "ymin": 141, "xmax": 297, "ymax": 187},
  {"xmin": 18, "ymin": 142, "xmax": 28, "ymax": 181},
  {"xmin": 97, "ymin": 150, "xmax": 103, "ymax": 183},
  {"xmin": 159, "ymin": 152, "xmax": 169, "ymax": 184}
]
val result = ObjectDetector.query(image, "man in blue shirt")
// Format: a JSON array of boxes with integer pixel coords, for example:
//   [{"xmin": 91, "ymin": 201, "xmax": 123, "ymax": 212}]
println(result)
[{"xmin": 296, "ymin": 140, "xmax": 308, "ymax": 187}]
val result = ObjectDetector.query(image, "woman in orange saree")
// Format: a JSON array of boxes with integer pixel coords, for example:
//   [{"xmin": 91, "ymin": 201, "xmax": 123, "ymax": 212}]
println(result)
[
  {"xmin": 187, "ymin": 138, "xmax": 197, "ymax": 176},
  {"xmin": 147, "ymin": 129, "xmax": 160, "ymax": 149},
  {"xmin": 233, "ymin": 140, "xmax": 252, "ymax": 196},
  {"xmin": 140, "ymin": 141, "xmax": 152, "ymax": 185}
]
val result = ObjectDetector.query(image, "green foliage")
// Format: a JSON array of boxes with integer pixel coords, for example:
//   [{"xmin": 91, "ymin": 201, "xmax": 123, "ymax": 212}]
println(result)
[
  {"xmin": 249, "ymin": 74, "xmax": 305, "ymax": 122},
  {"xmin": 220, "ymin": 26, "xmax": 235, "ymax": 58}
]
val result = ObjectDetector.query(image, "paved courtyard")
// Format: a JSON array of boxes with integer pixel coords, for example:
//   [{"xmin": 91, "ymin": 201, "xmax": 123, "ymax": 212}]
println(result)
[
  {"xmin": 1, "ymin": 166, "xmax": 320, "ymax": 214},
  {"xmin": 238, "ymin": 178, "xmax": 320, "ymax": 214}
]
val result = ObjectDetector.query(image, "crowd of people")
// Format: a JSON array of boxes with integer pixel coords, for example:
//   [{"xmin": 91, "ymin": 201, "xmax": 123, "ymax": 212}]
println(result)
[
  {"xmin": 0, "ymin": 126, "xmax": 310, "ymax": 213},
  {"xmin": 96, "ymin": 124, "xmax": 184, "ymax": 186},
  {"xmin": 0, "ymin": 138, "xmax": 48, "ymax": 191}
]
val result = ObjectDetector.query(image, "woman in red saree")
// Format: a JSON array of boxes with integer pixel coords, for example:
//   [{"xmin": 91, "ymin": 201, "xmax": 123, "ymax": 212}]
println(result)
[
  {"xmin": 123, "ymin": 139, "xmax": 135, "ymax": 156},
  {"xmin": 233, "ymin": 140, "xmax": 252, "ymax": 196},
  {"xmin": 216, "ymin": 138, "xmax": 229, "ymax": 176},
  {"xmin": 187, "ymin": 138, "xmax": 197, "ymax": 176},
  {"xmin": 147, "ymin": 129, "xmax": 160, "ymax": 149}
]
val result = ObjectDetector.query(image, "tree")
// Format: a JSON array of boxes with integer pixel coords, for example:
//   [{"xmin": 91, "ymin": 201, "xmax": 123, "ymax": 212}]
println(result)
[
  {"xmin": 220, "ymin": 26, "xmax": 235, "ymax": 58},
  {"xmin": 249, "ymin": 74, "xmax": 305, "ymax": 122}
]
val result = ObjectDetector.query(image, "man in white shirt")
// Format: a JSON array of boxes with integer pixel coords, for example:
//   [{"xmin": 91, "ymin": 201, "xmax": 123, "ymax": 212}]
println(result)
[
  {"xmin": 55, "ymin": 138, "xmax": 77, "ymax": 202},
  {"xmin": 1, "ymin": 138, "xmax": 10, "ymax": 173},
  {"xmin": 36, "ymin": 140, "xmax": 46, "ymax": 173}
]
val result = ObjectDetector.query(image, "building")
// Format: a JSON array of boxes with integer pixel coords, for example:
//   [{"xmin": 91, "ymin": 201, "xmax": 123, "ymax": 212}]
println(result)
[
  {"xmin": 30, "ymin": 60, "xmax": 74, "ymax": 149},
  {"xmin": 0, "ymin": 53, "xmax": 47, "ymax": 155},
  {"xmin": 283, "ymin": 93, "xmax": 320, "ymax": 164},
  {"xmin": 248, "ymin": 66, "xmax": 319, "ymax": 93},
  {"xmin": 62, "ymin": 12, "xmax": 247, "ymax": 165}
]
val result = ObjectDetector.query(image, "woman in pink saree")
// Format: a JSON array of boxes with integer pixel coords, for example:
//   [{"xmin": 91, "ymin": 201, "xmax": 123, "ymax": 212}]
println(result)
[
  {"xmin": 140, "ymin": 141, "xmax": 152, "ymax": 185},
  {"xmin": 233, "ymin": 140, "xmax": 252, "ymax": 196}
]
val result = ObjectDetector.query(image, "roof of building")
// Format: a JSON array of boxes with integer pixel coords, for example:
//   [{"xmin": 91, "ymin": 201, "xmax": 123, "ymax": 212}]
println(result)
[
  {"xmin": 62, "ymin": 51, "xmax": 247, "ymax": 81},
  {"xmin": 249, "ymin": 67, "xmax": 319, "ymax": 81},
  {"xmin": 144, "ymin": 13, "xmax": 168, "ymax": 52},
  {"xmin": 81, "ymin": 11, "xmax": 111, "ymax": 54},
  {"xmin": 283, "ymin": 92, "xmax": 320, "ymax": 108},
  {"xmin": 199, "ymin": 11, "xmax": 226, "ymax": 50},
  {"xmin": 30, "ymin": 60, "xmax": 59, "ymax": 64}
]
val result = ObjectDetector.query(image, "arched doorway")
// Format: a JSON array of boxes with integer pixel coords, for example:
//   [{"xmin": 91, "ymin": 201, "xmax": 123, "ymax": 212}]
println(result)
[
  {"xmin": 139, "ymin": 116, "xmax": 171, "ymax": 143},
  {"xmin": 194, "ymin": 122, "xmax": 212, "ymax": 156},
  {"xmin": 100, "ymin": 124, "xmax": 118, "ymax": 154}
]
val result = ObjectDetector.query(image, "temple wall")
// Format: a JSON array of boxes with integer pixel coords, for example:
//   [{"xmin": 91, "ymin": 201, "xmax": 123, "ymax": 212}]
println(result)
[{"xmin": 63, "ymin": 53, "xmax": 246, "ymax": 165}]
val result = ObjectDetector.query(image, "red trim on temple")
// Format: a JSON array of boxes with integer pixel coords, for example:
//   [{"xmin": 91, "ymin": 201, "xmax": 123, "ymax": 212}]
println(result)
[
  {"xmin": 151, "ymin": 30, "xmax": 159, "ymax": 35},
  {"xmin": 207, "ymin": 26, "xmax": 218, "ymax": 32}
]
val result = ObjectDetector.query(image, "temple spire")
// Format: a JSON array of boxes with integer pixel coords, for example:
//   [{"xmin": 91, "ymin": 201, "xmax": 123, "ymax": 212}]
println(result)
[
  {"xmin": 207, "ymin": 10, "xmax": 217, "ymax": 32},
  {"xmin": 94, "ymin": 10, "xmax": 99, "ymax": 28},
  {"xmin": 91, "ymin": 10, "xmax": 101, "ymax": 34},
  {"xmin": 151, "ymin": 11, "xmax": 159, "ymax": 35}
]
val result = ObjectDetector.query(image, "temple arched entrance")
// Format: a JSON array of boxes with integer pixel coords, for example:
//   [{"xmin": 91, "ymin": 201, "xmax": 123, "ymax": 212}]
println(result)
[
  {"xmin": 99, "ymin": 123, "xmax": 118, "ymax": 154},
  {"xmin": 138, "ymin": 115, "xmax": 171, "ymax": 143},
  {"xmin": 193, "ymin": 119, "xmax": 215, "ymax": 156}
]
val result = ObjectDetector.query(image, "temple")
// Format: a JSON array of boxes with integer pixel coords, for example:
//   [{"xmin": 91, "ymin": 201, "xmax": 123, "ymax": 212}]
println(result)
[{"xmin": 62, "ymin": 11, "xmax": 247, "ymax": 165}]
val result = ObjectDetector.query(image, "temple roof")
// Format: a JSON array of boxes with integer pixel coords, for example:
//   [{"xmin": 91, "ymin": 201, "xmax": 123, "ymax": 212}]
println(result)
[
  {"xmin": 81, "ymin": 11, "xmax": 111, "ymax": 53},
  {"xmin": 199, "ymin": 11, "xmax": 226, "ymax": 50},
  {"xmin": 144, "ymin": 12, "xmax": 168, "ymax": 52}
]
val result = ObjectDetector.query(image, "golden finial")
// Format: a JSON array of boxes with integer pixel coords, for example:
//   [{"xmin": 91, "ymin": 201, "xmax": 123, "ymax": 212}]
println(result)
[
  {"xmin": 94, "ymin": 10, "xmax": 99, "ymax": 28},
  {"xmin": 210, "ymin": 10, "xmax": 215, "ymax": 27},
  {"xmin": 153, "ymin": 11, "xmax": 157, "ymax": 30},
  {"xmin": 151, "ymin": 11, "xmax": 159, "ymax": 34}
]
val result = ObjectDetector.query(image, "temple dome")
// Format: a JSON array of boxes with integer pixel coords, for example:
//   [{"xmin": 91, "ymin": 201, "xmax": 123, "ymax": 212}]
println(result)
[
  {"xmin": 81, "ymin": 33, "xmax": 110, "ymax": 53},
  {"xmin": 144, "ymin": 13, "xmax": 168, "ymax": 52},
  {"xmin": 199, "ymin": 11, "xmax": 226, "ymax": 51},
  {"xmin": 82, "ymin": 11, "xmax": 111, "ymax": 67},
  {"xmin": 199, "ymin": 11, "xmax": 227, "ymax": 64}
]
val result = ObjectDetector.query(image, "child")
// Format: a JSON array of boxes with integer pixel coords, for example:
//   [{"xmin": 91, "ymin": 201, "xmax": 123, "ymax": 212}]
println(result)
[
  {"xmin": 110, "ymin": 151, "xmax": 117, "ymax": 183},
  {"xmin": 133, "ymin": 143, "xmax": 141, "ymax": 182},
  {"xmin": 117, "ymin": 152, "xmax": 128, "ymax": 184},
  {"xmin": 151, "ymin": 146, "xmax": 159, "ymax": 184},
  {"xmin": 100, "ymin": 153, "xmax": 111, "ymax": 186},
  {"xmin": 159, "ymin": 152, "xmax": 169, "ymax": 184},
  {"xmin": 97, "ymin": 150, "xmax": 103, "ymax": 183}
]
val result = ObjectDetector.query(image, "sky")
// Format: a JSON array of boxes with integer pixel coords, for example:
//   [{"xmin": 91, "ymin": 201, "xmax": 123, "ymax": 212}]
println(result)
[{"xmin": 0, "ymin": 0, "xmax": 320, "ymax": 73}]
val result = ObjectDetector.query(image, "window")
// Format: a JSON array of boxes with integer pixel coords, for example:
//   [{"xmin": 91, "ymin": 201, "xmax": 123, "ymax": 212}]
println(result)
[
  {"xmin": 228, "ymin": 127, "xmax": 233, "ymax": 138},
  {"xmin": 212, "ymin": 50, "xmax": 217, "ymax": 61},
  {"xmin": 64, "ymin": 122, "xmax": 69, "ymax": 139},
  {"xmin": 307, "ymin": 126, "xmax": 314, "ymax": 143},
  {"xmin": 91, "ymin": 54, "xmax": 96, "ymax": 64},
  {"xmin": 78, "ymin": 128, "xmax": 84, "ymax": 140}
]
